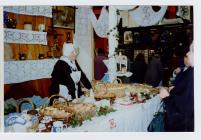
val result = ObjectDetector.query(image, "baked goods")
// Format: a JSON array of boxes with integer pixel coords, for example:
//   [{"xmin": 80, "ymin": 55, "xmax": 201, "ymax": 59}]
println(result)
[
  {"xmin": 39, "ymin": 106, "xmax": 72, "ymax": 119},
  {"xmin": 49, "ymin": 102, "xmax": 97, "ymax": 121},
  {"xmin": 126, "ymin": 84, "xmax": 159, "ymax": 95},
  {"xmin": 114, "ymin": 96, "xmax": 133, "ymax": 105},
  {"xmin": 93, "ymin": 81, "xmax": 126, "ymax": 98},
  {"xmin": 93, "ymin": 81, "xmax": 159, "ymax": 100},
  {"xmin": 65, "ymin": 103, "xmax": 97, "ymax": 121},
  {"xmin": 95, "ymin": 92, "xmax": 115, "ymax": 99}
]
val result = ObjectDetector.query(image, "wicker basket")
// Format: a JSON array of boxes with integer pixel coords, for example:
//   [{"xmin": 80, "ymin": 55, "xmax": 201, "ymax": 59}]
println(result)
[
  {"xmin": 38, "ymin": 95, "xmax": 71, "ymax": 120},
  {"xmin": 94, "ymin": 82, "xmax": 107, "ymax": 94},
  {"xmin": 16, "ymin": 98, "xmax": 35, "ymax": 113},
  {"xmin": 66, "ymin": 103, "xmax": 97, "ymax": 121},
  {"xmin": 106, "ymin": 78, "xmax": 126, "ymax": 97},
  {"xmin": 48, "ymin": 94, "xmax": 69, "ymax": 106},
  {"xmin": 15, "ymin": 98, "xmax": 39, "ymax": 132},
  {"xmin": 93, "ymin": 78, "xmax": 126, "ymax": 98}
]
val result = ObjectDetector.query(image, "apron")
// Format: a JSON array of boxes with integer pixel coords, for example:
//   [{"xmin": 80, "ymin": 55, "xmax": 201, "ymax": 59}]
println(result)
[{"xmin": 59, "ymin": 56, "xmax": 81, "ymax": 100}]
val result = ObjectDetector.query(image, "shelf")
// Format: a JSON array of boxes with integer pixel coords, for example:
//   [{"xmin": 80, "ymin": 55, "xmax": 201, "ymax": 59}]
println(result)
[
  {"xmin": 53, "ymin": 25, "xmax": 74, "ymax": 30},
  {"xmin": 4, "ymin": 6, "xmax": 52, "ymax": 18},
  {"xmin": 118, "ymin": 44, "xmax": 155, "ymax": 50},
  {"xmin": 120, "ymin": 23, "xmax": 193, "ymax": 32},
  {"xmin": 4, "ymin": 28, "xmax": 48, "ymax": 45}
]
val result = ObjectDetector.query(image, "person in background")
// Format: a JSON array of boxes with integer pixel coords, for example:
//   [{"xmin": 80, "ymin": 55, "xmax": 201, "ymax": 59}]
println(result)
[
  {"xmin": 159, "ymin": 41, "xmax": 194, "ymax": 132},
  {"xmin": 169, "ymin": 55, "xmax": 189, "ymax": 86},
  {"xmin": 94, "ymin": 48, "xmax": 108, "ymax": 80},
  {"xmin": 166, "ymin": 51, "xmax": 180, "ymax": 86},
  {"xmin": 144, "ymin": 53, "xmax": 163, "ymax": 87},
  {"xmin": 49, "ymin": 42, "xmax": 92, "ymax": 100},
  {"xmin": 132, "ymin": 53, "xmax": 147, "ymax": 83}
]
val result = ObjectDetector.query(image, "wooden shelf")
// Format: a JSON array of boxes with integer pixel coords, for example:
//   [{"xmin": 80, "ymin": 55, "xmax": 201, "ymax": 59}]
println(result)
[
  {"xmin": 53, "ymin": 25, "xmax": 74, "ymax": 30},
  {"xmin": 120, "ymin": 23, "xmax": 193, "ymax": 32},
  {"xmin": 4, "ymin": 28, "xmax": 47, "ymax": 45}
]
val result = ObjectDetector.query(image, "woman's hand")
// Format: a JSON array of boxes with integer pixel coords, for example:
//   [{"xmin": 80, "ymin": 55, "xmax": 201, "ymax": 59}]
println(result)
[
  {"xmin": 89, "ymin": 88, "xmax": 95, "ymax": 98},
  {"xmin": 174, "ymin": 67, "xmax": 181, "ymax": 75},
  {"xmin": 82, "ymin": 88, "xmax": 90, "ymax": 92},
  {"xmin": 159, "ymin": 87, "xmax": 170, "ymax": 99},
  {"xmin": 168, "ymin": 86, "xmax": 174, "ymax": 92}
]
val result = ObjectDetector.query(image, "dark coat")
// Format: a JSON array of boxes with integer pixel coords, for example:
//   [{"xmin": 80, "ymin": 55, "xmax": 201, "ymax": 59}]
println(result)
[
  {"xmin": 144, "ymin": 57, "xmax": 163, "ymax": 87},
  {"xmin": 94, "ymin": 55, "xmax": 108, "ymax": 80},
  {"xmin": 164, "ymin": 67, "xmax": 194, "ymax": 132},
  {"xmin": 133, "ymin": 61, "xmax": 147, "ymax": 83},
  {"xmin": 49, "ymin": 60, "xmax": 92, "ymax": 99}
]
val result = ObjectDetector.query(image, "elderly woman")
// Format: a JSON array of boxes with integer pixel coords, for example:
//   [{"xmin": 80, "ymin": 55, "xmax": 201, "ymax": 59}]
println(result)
[
  {"xmin": 49, "ymin": 43, "xmax": 92, "ymax": 100},
  {"xmin": 159, "ymin": 42, "xmax": 194, "ymax": 131}
]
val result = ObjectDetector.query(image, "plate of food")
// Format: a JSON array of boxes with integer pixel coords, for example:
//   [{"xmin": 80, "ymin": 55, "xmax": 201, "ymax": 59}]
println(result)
[{"xmin": 114, "ymin": 96, "xmax": 133, "ymax": 105}]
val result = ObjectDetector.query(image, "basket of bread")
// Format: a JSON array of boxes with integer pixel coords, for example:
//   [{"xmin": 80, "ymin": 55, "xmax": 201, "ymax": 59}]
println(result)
[
  {"xmin": 93, "ymin": 78, "xmax": 126, "ymax": 99},
  {"xmin": 38, "ymin": 94, "xmax": 97, "ymax": 129},
  {"xmin": 65, "ymin": 102, "xmax": 97, "ymax": 121},
  {"xmin": 93, "ymin": 82, "xmax": 115, "ymax": 99},
  {"xmin": 38, "ymin": 94, "xmax": 72, "ymax": 120}
]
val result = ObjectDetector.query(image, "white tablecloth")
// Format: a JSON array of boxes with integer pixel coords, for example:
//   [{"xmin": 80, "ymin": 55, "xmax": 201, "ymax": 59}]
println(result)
[
  {"xmin": 64, "ymin": 95, "xmax": 161, "ymax": 132},
  {"xmin": 4, "ymin": 59, "xmax": 58, "ymax": 84}
]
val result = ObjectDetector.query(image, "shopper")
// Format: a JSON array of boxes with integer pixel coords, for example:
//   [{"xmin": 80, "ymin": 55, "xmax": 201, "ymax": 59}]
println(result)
[
  {"xmin": 94, "ymin": 48, "xmax": 108, "ymax": 80},
  {"xmin": 159, "ymin": 42, "xmax": 194, "ymax": 132},
  {"xmin": 144, "ymin": 53, "xmax": 163, "ymax": 87},
  {"xmin": 170, "ymin": 55, "xmax": 189, "ymax": 86},
  {"xmin": 133, "ymin": 53, "xmax": 147, "ymax": 83}
]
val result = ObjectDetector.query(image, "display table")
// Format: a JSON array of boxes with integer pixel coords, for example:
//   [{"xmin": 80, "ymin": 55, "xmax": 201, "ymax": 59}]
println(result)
[{"xmin": 64, "ymin": 95, "xmax": 161, "ymax": 132}]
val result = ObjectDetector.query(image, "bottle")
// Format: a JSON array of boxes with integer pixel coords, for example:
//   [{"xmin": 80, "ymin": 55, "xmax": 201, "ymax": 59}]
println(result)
[{"xmin": 67, "ymin": 32, "xmax": 71, "ymax": 43}]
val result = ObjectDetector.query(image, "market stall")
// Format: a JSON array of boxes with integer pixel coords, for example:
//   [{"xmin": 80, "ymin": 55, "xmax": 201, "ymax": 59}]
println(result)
[
  {"xmin": 4, "ymin": 82, "xmax": 161, "ymax": 132},
  {"xmin": 3, "ymin": 5, "xmax": 193, "ymax": 133}
]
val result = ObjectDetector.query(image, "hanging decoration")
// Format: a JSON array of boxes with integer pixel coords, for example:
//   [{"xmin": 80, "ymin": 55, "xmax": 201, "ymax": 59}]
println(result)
[
  {"xmin": 75, "ymin": 6, "xmax": 94, "ymax": 80},
  {"xmin": 4, "ymin": 59, "xmax": 58, "ymax": 84},
  {"xmin": 89, "ymin": 6, "xmax": 109, "ymax": 38},
  {"xmin": 129, "ymin": 6, "xmax": 167, "ymax": 27},
  {"xmin": 114, "ymin": 6, "xmax": 137, "ymax": 11},
  {"xmin": 3, "ymin": 6, "xmax": 52, "ymax": 18},
  {"xmin": 4, "ymin": 28, "xmax": 47, "ymax": 45},
  {"xmin": 176, "ymin": 6, "xmax": 191, "ymax": 21},
  {"xmin": 105, "ymin": 9, "xmax": 121, "ymax": 40},
  {"xmin": 75, "ymin": 6, "xmax": 92, "ymax": 49}
]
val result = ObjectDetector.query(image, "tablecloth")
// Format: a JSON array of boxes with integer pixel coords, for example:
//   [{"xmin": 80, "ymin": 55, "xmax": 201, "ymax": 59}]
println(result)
[{"xmin": 64, "ymin": 95, "xmax": 161, "ymax": 132}]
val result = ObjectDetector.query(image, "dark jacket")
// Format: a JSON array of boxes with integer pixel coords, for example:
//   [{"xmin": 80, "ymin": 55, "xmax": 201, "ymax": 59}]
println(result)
[
  {"xmin": 49, "ymin": 60, "xmax": 92, "ymax": 99},
  {"xmin": 164, "ymin": 67, "xmax": 194, "ymax": 132},
  {"xmin": 94, "ymin": 55, "xmax": 108, "ymax": 80},
  {"xmin": 133, "ymin": 61, "xmax": 147, "ymax": 83},
  {"xmin": 144, "ymin": 57, "xmax": 163, "ymax": 87}
]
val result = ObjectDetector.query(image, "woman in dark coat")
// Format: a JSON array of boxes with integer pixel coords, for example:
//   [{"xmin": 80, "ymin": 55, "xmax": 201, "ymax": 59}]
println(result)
[
  {"xmin": 159, "ymin": 42, "xmax": 194, "ymax": 131},
  {"xmin": 94, "ymin": 48, "xmax": 108, "ymax": 80},
  {"xmin": 133, "ymin": 53, "xmax": 147, "ymax": 83},
  {"xmin": 144, "ymin": 53, "xmax": 163, "ymax": 87},
  {"xmin": 49, "ymin": 43, "xmax": 92, "ymax": 100}
]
